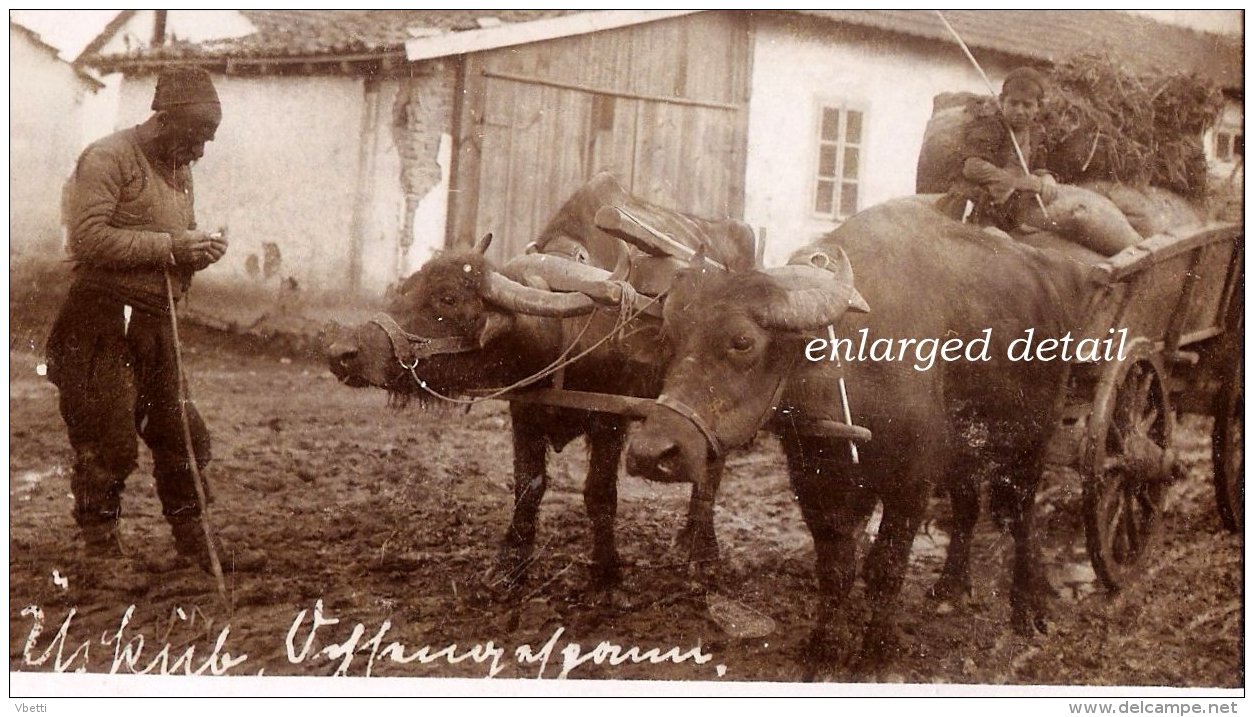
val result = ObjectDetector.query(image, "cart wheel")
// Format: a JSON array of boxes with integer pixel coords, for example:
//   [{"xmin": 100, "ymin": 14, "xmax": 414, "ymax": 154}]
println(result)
[
  {"xmin": 1212, "ymin": 355, "xmax": 1243, "ymax": 532},
  {"xmin": 1083, "ymin": 338, "xmax": 1174, "ymax": 592}
]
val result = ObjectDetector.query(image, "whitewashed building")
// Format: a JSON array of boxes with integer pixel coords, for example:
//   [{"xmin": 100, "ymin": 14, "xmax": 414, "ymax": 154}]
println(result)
[
  {"xmin": 78, "ymin": 10, "xmax": 1241, "ymax": 316},
  {"xmin": 9, "ymin": 21, "xmax": 103, "ymax": 268}
]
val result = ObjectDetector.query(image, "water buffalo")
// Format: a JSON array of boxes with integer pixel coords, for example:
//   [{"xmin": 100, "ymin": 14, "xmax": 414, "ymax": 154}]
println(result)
[
  {"xmin": 325, "ymin": 173, "xmax": 766, "ymax": 595},
  {"xmin": 626, "ymin": 196, "xmax": 1103, "ymax": 665}
]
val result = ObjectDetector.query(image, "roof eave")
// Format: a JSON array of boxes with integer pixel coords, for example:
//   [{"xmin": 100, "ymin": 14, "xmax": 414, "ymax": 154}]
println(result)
[
  {"xmin": 88, "ymin": 47, "xmax": 411, "ymax": 74},
  {"xmin": 404, "ymin": 9, "xmax": 700, "ymax": 62}
]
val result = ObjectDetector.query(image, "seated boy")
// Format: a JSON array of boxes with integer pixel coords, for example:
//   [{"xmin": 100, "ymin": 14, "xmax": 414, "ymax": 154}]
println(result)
[{"xmin": 940, "ymin": 67, "xmax": 1059, "ymax": 231}]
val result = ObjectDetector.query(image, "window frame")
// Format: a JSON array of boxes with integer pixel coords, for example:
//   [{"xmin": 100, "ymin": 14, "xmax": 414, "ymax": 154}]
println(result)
[
  {"xmin": 1216, "ymin": 130, "xmax": 1235, "ymax": 162},
  {"xmin": 810, "ymin": 98, "xmax": 868, "ymax": 221}
]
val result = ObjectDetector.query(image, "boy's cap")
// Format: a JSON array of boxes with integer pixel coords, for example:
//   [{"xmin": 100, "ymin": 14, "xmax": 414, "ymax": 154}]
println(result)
[{"xmin": 1002, "ymin": 67, "xmax": 1047, "ymax": 99}]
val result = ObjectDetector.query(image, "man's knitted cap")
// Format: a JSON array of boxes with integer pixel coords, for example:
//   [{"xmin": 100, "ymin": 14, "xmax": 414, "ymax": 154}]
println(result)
[
  {"xmin": 1002, "ymin": 67, "xmax": 1048, "ymax": 99},
  {"xmin": 151, "ymin": 67, "xmax": 220, "ymax": 111}
]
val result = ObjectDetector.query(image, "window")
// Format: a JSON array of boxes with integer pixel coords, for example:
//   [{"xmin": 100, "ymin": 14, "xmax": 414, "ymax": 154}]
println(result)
[
  {"xmin": 1215, "ymin": 130, "xmax": 1244, "ymax": 162},
  {"xmin": 813, "ymin": 104, "xmax": 863, "ymax": 219}
]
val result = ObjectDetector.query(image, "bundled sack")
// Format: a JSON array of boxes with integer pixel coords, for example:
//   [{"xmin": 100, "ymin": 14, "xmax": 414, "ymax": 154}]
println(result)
[
  {"xmin": 1016, "ymin": 183, "xmax": 1142, "ymax": 256},
  {"xmin": 1079, "ymin": 181, "xmax": 1204, "ymax": 238},
  {"xmin": 916, "ymin": 92, "xmax": 999, "ymax": 194},
  {"xmin": 1013, "ymin": 227, "xmax": 1108, "ymax": 266}
]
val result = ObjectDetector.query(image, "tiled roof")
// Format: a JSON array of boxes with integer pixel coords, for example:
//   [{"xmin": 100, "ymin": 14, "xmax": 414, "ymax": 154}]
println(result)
[
  {"xmin": 794, "ymin": 10, "xmax": 1242, "ymax": 89},
  {"xmin": 87, "ymin": 9, "xmax": 1242, "ymax": 90},
  {"xmin": 88, "ymin": 9, "xmax": 582, "ymax": 63}
]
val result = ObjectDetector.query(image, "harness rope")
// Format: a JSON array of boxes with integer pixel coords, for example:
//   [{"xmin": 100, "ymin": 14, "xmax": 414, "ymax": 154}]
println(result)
[{"xmin": 388, "ymin": 290, "xmax": 664, "ymax": 406}]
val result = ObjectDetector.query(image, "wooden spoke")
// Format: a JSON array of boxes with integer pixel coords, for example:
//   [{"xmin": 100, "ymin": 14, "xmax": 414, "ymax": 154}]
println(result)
[{"xmin": 1083, "ymin": 342, "xmax": 1173, "ymax": 592}]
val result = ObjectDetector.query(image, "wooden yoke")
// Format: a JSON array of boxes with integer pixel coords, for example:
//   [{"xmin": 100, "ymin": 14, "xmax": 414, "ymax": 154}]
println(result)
[{"xmin": 595, "ymin": 205, "xmax": 729, "ymax": 271}]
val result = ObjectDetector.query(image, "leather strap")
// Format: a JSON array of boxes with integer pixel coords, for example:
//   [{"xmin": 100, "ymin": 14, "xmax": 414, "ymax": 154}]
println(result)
[
  {"xmin": 653, "ymin": 352, "xmax": 797, "ymax": 461},
  {"xmin": 656, "ymin": 393, "xmax": 724, "ymax": 459},
  {"xmin": 370, "ymin": 313, "xmax": 478, "ymax": 368}
]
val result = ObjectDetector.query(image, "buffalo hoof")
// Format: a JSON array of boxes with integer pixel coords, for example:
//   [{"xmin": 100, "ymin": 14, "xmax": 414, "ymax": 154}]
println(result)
[
  {"xmin": 1008, "ymin": 606, "xmax": 1048, "ymax": 636},
  {"xmin": 483, "ymin": 543, "xmax": 533, "ymax": 595},
  {"xmin": 856, "ymin": 621, "xmax": 909, "ymax": 671},
  {"xmin": 587, "ymin": 586, "xmax": 633, "ymax": 612},
  {"xmin": 588, "ymin": 553, "xmax": 624, "ymax": 592},
  {"xmin": 672, "ymin": 524, "xmax": 720, "ymax": 562},
  {"xmin": 684, "ymin": 559, "xmax": 727, "ymax": 596},
  {"xmin": 1011, "ymin": 601, "xmax": 1049, "ymax": 637},
  {"xmin": 926, "ymin": 574, "xmax": 972, "ymax": 603},
  {"xmin": 1010, "ymin": 568, "xmax": 1052, "ymax": 636},
  {"xmin": 797, "ymin": 628, "xmax": 850, "ymax": 680}
]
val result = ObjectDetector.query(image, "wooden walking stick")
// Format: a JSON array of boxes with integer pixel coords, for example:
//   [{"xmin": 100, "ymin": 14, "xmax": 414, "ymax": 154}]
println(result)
[{"xmin": 164, "ymin": 269, "xmax": 230, "ymax": 611}]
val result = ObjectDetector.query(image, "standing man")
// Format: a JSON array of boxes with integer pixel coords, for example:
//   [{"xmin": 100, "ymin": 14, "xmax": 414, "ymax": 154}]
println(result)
[{"xmin": 46, "ymin": 67, "xmax": 260, "ymax": 578}]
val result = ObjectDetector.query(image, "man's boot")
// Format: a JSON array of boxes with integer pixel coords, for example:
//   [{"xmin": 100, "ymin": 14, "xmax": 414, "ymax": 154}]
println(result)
[
  {"xmin": 75, "ymin": 516, "xmax": 149, "ymax": 594},
  {"xmin": 79, "ymin": 518, "xmax": 124, "ymax": 558},
  {"xmin": 168, "ymin": 515, "xmax": 267, "ymax": 574}
]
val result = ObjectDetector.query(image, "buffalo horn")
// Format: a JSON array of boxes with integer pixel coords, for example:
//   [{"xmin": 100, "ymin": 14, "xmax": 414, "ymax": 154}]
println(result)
[
  {"xmin": 481, "ymin": 271, "xmax": 597, "ymax": 318},
  {"xmin": 756, "ymin": 249, "xmax": 869, "ymax": 332},
  {"xmin": 505, "ymin": 254, "xmax": 614, "ymax": 287},
  {"xmin": 474, "ymin": 232, "xmax": 494, "ymax": 255},
  {"xmin": 505, "ymin": 254, "xmax": 635, "ymax": 305}
]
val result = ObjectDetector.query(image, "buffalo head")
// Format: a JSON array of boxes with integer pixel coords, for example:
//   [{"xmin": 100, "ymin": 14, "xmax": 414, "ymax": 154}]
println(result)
[
  {"xmin": 325, "ymin": 234, "xmax": 601, "ymax": 398},
  {"xmin": 625, "ymin": 248, "xmax": 867, "ymax": 482}
]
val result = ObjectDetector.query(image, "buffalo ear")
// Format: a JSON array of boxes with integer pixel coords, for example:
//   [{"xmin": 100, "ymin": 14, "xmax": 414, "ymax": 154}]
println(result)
[
  {"xmin": 798, "ymin": 246, "xmax": 854, "ymax": 282},
  {"xmin": 474, "ymin": 233, "xmax": 494, "ymax": 255},
  {"xmin": 793, "ymin": 247, "xmax": 865, "ymax": 313},
  {"xmin": 823, "ymin": 246, "xmax": 856, "ymax": 290},
  {"xmin": 618, "ymin": 324, "xmax": 670, "ymax": 366},
  {"xmin": 689, "ymin": 243, "xmax": 708, "ymax": 270},
  {"xmin": 477, "ymin": 311, "xmax": 513, "ymax": 348}
]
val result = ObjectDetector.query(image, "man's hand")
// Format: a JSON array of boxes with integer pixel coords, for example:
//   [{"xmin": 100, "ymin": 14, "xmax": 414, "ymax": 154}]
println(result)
[
  {"xmin": 204, "ymin": 229, "xmax": 229, "ymax": 263},
  {"xmin": 1037, "ymin": 174, "xmax": 1059, "ymax": 204},
  {"xmin": 171, "ymin": 229, "xmax": 228, "ymax": 269},
  {"xmin": 1012, "ymin": 174, "xmax": 1043, "ymax": 194},
  {"xmin": 1011, "ymin": 174, "xmax": 1059, "ymax": 203}
]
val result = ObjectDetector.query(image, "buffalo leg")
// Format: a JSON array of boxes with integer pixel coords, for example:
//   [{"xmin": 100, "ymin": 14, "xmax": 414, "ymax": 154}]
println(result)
[
  {"xmin": 930, "ymin": 472, "xmax": 979, "ymax": 601},
  {"xmin": 585, "ymin": 418, "xmax": 625, "ymax": 589},
  {"xmin": 783, "ymin": 435, "xmax": 874, "ymax": 664},
  {"xmin": 861, "ymin": 485, "xmax": 928, "ymax": 663},
  {"xmin": 489, "ymin": 420, "xmax": 550, "ymax": 590},
  {"xmin": 990, "ymin": 464, "xmax": 1049, "ymax": 636},
  {"xmin": 680, "ymin": 457, "xmax": 724, "ymax": 585}
]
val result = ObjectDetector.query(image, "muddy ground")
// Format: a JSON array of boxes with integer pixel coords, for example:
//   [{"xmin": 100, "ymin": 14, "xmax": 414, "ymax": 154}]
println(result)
[{"xmin": 8, "ymin": 326, "xmax": 1243, "ymax": 687}]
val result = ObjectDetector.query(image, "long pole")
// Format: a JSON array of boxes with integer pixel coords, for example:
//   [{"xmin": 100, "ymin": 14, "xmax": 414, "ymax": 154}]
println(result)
[
  {"xmin": 935, "ymin": 10, "xmax": 1051, "ymax": 222},
  {"xmin": 827, "ymin": 324, "xmax": 859, "ymax": 464},
  {"xmin": 164, "ymin": 270, "xmax": 230, "ymax": 610}
]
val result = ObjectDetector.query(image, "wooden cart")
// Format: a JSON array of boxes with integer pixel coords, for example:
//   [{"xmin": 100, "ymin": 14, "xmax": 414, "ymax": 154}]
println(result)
[{"xmin": 1047, "ymin": 222, "xmax": 1244, "ymax": 591}]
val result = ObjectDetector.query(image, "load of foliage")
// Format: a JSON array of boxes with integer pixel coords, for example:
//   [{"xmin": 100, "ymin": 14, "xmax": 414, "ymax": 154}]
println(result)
[{"xmin": 1041, "ymin": 53, "xmax": 1224, "ymax": 198}]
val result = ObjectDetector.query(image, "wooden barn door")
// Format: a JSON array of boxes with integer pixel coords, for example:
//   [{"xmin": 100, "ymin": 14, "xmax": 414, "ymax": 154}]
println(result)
[{"xmin": 456, "ymin": 12, "xmax": 751, "ymax": 264}]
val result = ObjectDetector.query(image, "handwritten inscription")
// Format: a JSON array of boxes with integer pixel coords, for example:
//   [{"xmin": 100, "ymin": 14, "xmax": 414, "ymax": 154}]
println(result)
[
  {"xmin": 286, "ymin": 599, "xmax": 717, "ymax": 678},
  {"xmin": 20, "ymin": 600, "xmax": 723, "ymax": 679},
  {"xmin": 20, "ymin": 604, "xmax": 246, "ymax": 676}
]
